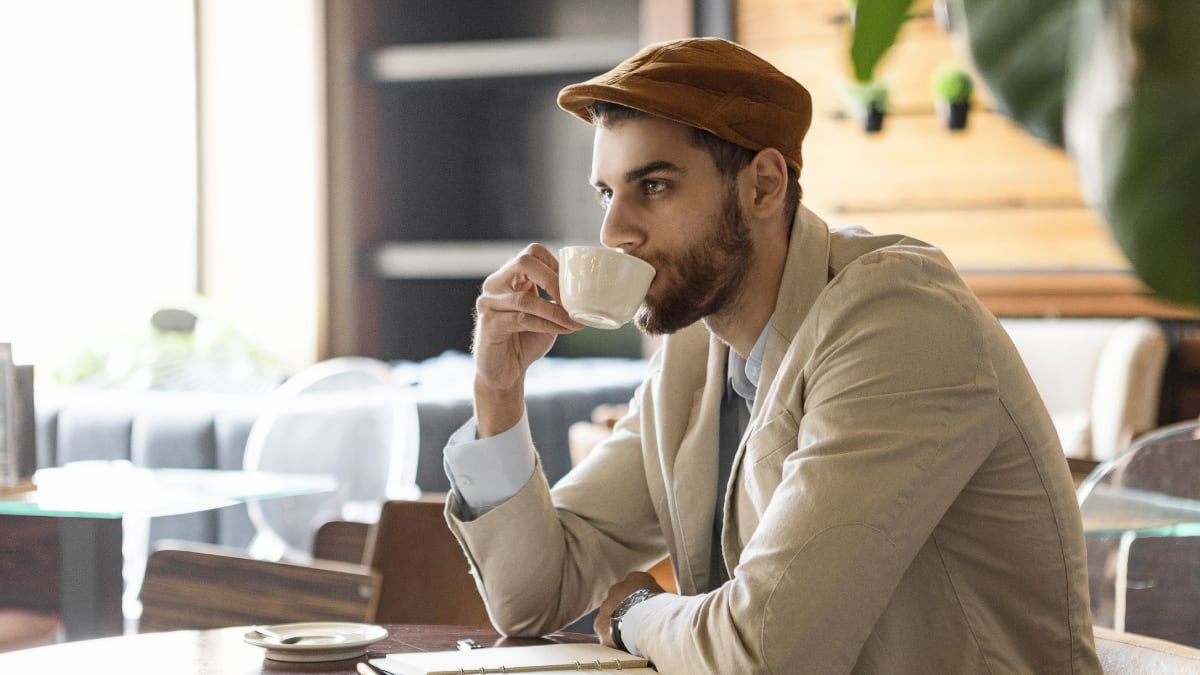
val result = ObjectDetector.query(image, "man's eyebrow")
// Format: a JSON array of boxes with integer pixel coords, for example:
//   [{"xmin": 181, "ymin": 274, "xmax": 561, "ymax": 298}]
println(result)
[
  {"xmin": 625, "ymin": 160, "xmax": 686, "ymax": 185},
  {"xmin": 592, "ymin": 160, "xmax": 687, "ymax": 189}
]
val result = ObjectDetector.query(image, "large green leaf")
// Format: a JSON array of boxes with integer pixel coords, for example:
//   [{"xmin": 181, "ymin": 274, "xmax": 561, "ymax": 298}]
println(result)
[
  {"xmin": 849, "ymin": 0, "xmax": 917, "ymax": 83},
  {"xmin": 1066, "ymin": 0, "xmax": 1200, "ymax": 305},
  {"xmin": 955, "ymin": 0, "xmax": 1076, "ymax": 147}
]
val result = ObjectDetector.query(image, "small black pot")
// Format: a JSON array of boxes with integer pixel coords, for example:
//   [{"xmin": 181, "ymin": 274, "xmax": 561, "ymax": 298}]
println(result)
[
  {"xmin": 864, "ymin": 104, "xmax": 885, "ymax": 133},
  {"xmin": 938, "ymin": 100, "xmax": 970, "ymax": 131}
]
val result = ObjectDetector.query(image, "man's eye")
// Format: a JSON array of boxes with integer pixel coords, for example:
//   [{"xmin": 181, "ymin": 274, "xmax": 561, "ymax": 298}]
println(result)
[
  {"xmin": 596, "ymin": 189, "xmax": 613, "ymax": 208},
  {"xmin": 644, "ymin": 180, "xmax": 666, "ymax": 195}
]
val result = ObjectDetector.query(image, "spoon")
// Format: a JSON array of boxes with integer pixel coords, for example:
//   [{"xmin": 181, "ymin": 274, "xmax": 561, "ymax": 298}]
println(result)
[{"xmin": 249, "ymin": 626, "xmax": 305, "ymax": 645}]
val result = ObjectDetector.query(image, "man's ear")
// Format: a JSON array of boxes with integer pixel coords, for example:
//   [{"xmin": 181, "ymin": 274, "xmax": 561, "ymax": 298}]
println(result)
[{"xmin": 747, "ymin": 148, "xmax": 789, "ymax": 219}]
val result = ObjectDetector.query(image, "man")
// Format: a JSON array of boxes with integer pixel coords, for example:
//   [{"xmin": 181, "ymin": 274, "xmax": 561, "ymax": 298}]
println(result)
[{"xmin": 443, "ymin": 37, "xmax": 1101, "ymax": 673}]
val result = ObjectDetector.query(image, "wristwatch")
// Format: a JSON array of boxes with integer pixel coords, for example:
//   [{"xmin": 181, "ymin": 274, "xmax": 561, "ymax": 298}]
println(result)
[{"xmin": 609, "ymin": 588, "xmax": 660, "ymax": 653}]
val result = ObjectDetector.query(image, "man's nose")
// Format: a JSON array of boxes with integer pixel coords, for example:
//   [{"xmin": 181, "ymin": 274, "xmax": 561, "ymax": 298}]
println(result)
[{"xmin": 599, "ymin": 198, "xmax": 643, "ymax": 252}]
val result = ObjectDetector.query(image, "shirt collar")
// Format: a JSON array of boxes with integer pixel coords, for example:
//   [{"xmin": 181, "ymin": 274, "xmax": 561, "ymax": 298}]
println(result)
[{"xmin": 729, "ymin": 317, "xmax": 771, "ymax": 403}]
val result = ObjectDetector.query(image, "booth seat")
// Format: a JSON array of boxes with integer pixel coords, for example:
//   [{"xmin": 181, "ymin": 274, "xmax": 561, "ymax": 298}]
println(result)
[{"xmin": 32, "ymin": 353, "xmax": 648, "ymax": 551}]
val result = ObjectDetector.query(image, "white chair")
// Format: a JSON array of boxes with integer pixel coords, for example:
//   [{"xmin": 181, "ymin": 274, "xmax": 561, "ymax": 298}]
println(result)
[
  {"xmin": 1001, "ymin": 317, "xmax": 1169, "ymax": 462},
  {"xmin": 242, "ymin": 357, "xmax": 419, "ymax": 562}
]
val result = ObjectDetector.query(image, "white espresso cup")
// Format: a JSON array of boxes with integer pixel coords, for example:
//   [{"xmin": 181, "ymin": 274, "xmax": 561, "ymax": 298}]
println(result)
[{"xmin": 558, "ymin": 246, "xmax": 656, "ymax": 330}]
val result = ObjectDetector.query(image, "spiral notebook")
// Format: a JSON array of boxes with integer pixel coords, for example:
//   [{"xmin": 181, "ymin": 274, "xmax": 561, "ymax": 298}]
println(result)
[{"xmin": 369, "ymin": 643, "xmax": 655, "ymax": 674}]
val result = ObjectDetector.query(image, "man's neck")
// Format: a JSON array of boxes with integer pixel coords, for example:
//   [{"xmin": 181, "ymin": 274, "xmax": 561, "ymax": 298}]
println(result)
[
  {"xmin": 705, "ymin": 222, "xmax": 790, "ymax": 358},
  {"xmin": 705, "ymin": 304, "xmax": 771, "ymax": 360}
]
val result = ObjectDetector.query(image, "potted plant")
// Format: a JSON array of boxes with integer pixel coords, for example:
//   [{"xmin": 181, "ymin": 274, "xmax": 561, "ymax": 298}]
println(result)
[
  {"xmin": 842, "ymin": 77, "xmax": 890, "ymax": 133},
  {"xmin": 932, "ymin": 64, "xmax": 974, "ymax": 130}
]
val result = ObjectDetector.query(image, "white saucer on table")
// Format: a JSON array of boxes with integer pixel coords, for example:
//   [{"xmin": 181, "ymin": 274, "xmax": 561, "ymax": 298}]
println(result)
[{"xmin": 242, "ymin": 622, "xmax": 388, "ymax": 662}]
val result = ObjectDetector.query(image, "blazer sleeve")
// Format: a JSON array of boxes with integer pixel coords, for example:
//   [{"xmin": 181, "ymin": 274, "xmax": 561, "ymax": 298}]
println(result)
[{"xmin": 446, "ymin": 373, "xmax": 668, "ymax": 637}]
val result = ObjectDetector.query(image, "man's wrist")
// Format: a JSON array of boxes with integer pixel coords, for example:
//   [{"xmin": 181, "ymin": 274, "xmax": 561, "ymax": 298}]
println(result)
[
  {"xmin": 473, "ymin": 376, "xmax": 525, "ymax": 438},
  {"xmin": 609, "ymin": 588, "xmax": 661, "ymax": 652}
]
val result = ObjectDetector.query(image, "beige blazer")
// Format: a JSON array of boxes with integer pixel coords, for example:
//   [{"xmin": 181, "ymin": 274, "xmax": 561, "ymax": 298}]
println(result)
[{"xmin": 448, "ymin": 205, "xmax": 1101, "ymax": 674}]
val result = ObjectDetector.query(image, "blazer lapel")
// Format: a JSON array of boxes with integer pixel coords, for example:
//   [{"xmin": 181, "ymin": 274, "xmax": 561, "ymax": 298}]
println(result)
[
  {"xmin": 656, "ymin": 331, "xmax": 727, "ymax": 595},
  {"xmin": 752, "ymin": 204, "xmax": 832, "ymax": 423},
  {"xmin": 723, "ymin": 205, "xmax": 833, "ymax": 564}
]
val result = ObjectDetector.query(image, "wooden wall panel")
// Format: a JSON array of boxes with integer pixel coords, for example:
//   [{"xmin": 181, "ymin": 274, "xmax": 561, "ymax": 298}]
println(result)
[
  {"xmin": 804, "ymin": 113, "xmax": 1088, "ymax": 214},
  {"xmin": 852, "ymin": 207, "xmax": 1125, "ymax": 272},
  {"xmin": 735, "ymin": 0, "xmax": 1198, "ymax": 321}
]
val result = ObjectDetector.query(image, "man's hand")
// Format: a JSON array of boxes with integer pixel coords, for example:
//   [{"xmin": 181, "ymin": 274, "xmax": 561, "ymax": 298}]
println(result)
[
  {"xmin": 594, "ymin": 571, "xmax": 666, "ymax": 649},
  {"xmin": 472, "ymin": 243, "xmax": 582, "ymax": 436}
]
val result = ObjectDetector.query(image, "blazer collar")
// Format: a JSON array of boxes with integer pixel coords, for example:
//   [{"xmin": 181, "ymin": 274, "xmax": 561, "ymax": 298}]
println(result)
[{"xmin": 752, "ymin": 204, "xmax": 832, "ymax": 420}]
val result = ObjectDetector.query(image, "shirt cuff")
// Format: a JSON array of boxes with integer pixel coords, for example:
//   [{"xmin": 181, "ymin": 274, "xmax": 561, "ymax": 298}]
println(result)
[
  {"xmin": 443, "ymin": 411, "xmax": 536, "ymax": 518},
  {"xmin": 619, "ymin": 592, "xmax": 672, "ymax": 658}
]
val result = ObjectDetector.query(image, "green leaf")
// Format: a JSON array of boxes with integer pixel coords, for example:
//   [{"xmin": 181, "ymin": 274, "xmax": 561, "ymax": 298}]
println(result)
[
  {"xmin": 1067, "ymin": 0, "xmax": 1200, "ymax": 306},
  {"xmin": 956, "ymin": 0, "xmax": 1075, "ymax": 147},
  {"xmin": 849, "ymin": 0, "xmax": 917, "ymax": 83}
]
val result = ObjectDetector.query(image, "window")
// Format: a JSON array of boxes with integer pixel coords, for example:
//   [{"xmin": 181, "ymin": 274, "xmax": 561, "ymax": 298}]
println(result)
[
  {"xmin": 0, "ymin": 0, "xmax": 322, "ymax": 385},
  {"xmin": 0, "ymin": 0, "xmax": 197, "ymax": 377}
]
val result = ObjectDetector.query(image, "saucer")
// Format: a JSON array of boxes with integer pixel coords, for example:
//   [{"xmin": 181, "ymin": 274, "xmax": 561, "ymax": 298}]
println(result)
[{"xmin": 243, "ymin": 622, "xmax": 388, "ymax": 662}]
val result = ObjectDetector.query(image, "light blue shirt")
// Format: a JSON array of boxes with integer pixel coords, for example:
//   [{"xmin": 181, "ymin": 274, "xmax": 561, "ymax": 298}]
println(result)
[
  {"xmin": 443, "ymin": 321, "xmax": 771, "ymax": 656},
  {"xmin": 443, "ymin": 412, "xmax": 536, "ymax": 519}
]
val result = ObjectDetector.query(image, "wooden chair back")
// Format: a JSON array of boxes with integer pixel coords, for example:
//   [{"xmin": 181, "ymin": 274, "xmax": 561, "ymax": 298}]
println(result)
[
  {"xmin": 139, "ymin": 543, "xmax": 378, "ymax": 632},
  {"xmin": 138, "ymin": 498, "xmax": 488, "ymax": 632},
  {"xmin": 366, "ymin": 500, "xmax": 490, "ymax": 625},
  {"xmin": 314, "ymin": 519, "xmax": 372, "ymax": 563}
]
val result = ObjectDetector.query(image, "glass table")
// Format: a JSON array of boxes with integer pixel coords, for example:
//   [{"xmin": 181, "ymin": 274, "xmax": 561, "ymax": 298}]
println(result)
[
  {"xmin": 1081, "ymin": 483, "xmax": 1200, "ymax": 538},
  {"xmin": 1076, "ymin": 421, "xmax": 1200, "ymax": 645},
  {"xmin": 0, "ymin": 461, "xmax": 335, "ymax": 640},
  {"xmin": 1080, "ymin": 484, "xmax": 1200, "ymax": 642}
]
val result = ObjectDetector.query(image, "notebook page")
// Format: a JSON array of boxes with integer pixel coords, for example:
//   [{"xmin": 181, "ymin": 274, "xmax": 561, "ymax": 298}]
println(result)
[{"xmin": 379, "ymin": 642, "xmax": 652, "ymax": 674}]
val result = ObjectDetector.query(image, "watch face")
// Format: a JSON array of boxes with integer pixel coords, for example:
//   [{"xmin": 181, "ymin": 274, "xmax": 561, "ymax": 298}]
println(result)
[
  {"xmin": 614, "ymin": 590, "xmax": 639, "ymax": 618},
  {"xmin": 612, "ymin": 588, "xmax": 660, "ymax": 653},
  {"xmin": 614, "ymin": 588, "xmax": 656, "ymax": 619}
]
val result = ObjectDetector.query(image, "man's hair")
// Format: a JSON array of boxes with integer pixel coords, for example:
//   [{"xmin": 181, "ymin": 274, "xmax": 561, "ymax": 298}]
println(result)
[{"xmin": 590, "ymin": 101, "xmax": 802, "ymax": 224}]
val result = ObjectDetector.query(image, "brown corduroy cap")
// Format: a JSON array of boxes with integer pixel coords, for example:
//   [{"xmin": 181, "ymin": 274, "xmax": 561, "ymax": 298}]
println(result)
[{"xmin": 558, "ymin": 37, "xmax": 813, "ymax": 174}]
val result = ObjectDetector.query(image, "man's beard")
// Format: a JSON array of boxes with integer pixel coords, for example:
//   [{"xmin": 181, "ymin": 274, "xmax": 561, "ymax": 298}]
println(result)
[{"xmin": 634, "ymin": 183, "xmax": 754, "ymax": 336}]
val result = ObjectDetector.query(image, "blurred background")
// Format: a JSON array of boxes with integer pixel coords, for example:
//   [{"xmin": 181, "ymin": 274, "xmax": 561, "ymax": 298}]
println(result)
[{"xmin": 1, "ymin": 0, "xmax": 1194, "ymax": 394}]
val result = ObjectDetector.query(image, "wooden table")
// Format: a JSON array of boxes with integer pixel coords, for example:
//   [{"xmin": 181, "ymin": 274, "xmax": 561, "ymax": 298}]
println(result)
[{"xmin": 0, "ymin": 624, "xmax": 594, "ymax": 674}]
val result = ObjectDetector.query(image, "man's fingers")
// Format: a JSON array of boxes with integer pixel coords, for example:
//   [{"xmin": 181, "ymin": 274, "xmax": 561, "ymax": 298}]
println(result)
[
  {"xmin": 477, "ymin": 303, "xmax": 578, "ymax": 342},
  {"xmin": 477, "ymin": 274, "xmax": 582, "ymax": 333},
  {"xmin": 482, "ymin": 244, "xmax": 566, "ymax": 303}
]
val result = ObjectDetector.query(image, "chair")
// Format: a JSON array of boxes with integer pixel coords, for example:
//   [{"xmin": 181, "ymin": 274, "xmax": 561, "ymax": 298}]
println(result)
[
  {"xmin": 243, "ymin": 357, "xmax": 420, "ymax": 563},
  {"xmin": 365, "ymin": 499, "xmax": 489, "ymax": 624},
  {"xmin": 1000, "ymin": 317, "xmax": 1169, "ymax": 467},
  {"xmin": 138, "ymin": 498, "xmax": 488, "ymax": 632},
  {"xmin": 138, "ymin": 545, "xmax": 379, "ymax": 632},
  {"xmin": 567, "ymin": 404, "xmax": 679, "ymax": 596},
  {"xmin": 313, "ymin": 518, "xmax": 373, "ymax": 563},
  {"xmin": 1077, "ymin": 420, "xmax": 1200, "ymax": 647},
  {"xmin": 1094, "ymin": 626, "xmax": 1200, "ymax": 673}
]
